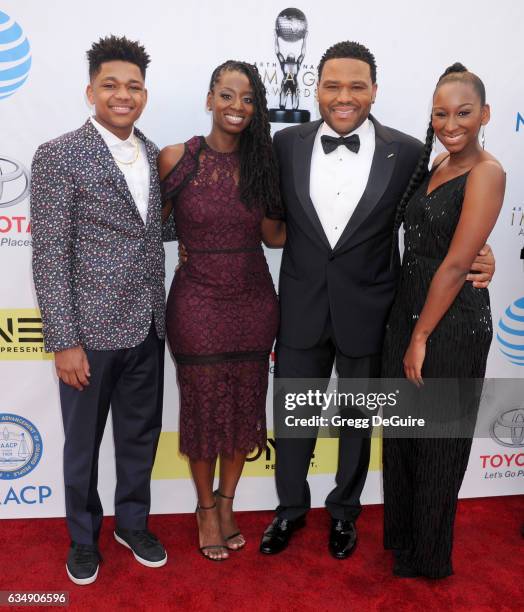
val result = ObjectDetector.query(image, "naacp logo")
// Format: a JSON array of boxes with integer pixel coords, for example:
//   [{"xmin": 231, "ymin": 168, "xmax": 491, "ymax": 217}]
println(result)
[
  {"xmin": 490, "ymin": 407, "xmax": 524, "ymax": 448},
  {"xmin": 0, "ymin": 10, "xmax": 32, "ymax": 100},
  {"xmin": 497, "ymin": 297, "xmax": 524, "ymax": 366},
  {"xmin": 0, "ymin": 157, "xmax": 30, "ymax": 209},
  {"xmin": 0, "ymin": 414, "xmax": 42, "ymax": 480}
]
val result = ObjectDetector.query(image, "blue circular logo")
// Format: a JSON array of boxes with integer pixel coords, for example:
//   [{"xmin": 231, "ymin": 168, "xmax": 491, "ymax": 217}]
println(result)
[
  {"xmin": 0, "ymin": 11, "xmax": 31, "ymax": 101},
  {"xmin": 497, "ymin": 297, "xmax": 524, "ymax": 366},
  {"xmin": 0, "ymin": 413, "xmax": 42, "ymax": 479}
]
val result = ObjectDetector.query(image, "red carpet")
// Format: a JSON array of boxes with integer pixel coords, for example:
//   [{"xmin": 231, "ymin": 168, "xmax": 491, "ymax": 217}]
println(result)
[{"xmin": 1, "ymin": 496, "xmax": 523, "ymax": 611}]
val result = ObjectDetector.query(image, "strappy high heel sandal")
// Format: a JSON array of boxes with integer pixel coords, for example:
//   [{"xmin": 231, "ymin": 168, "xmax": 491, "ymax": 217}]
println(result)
[
  {"xmin": 214, "ymin": 490, "xmax": 246, "ymax": 551},
  {"xmin": 196, "ymin": 502, "xmax": 229, "ymax": 561}
]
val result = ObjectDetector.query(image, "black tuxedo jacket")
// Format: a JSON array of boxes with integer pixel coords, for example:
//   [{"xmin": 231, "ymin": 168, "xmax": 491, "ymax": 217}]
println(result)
[{"xmin": 274, "ymin": 115, "xmax": 423, "ymax": 357}]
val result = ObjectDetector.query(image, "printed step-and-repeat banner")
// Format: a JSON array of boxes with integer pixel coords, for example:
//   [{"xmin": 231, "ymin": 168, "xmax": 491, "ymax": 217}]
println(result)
[{"xmin": 1, "ymin": 0, "xmax": 523, "ymax": 517}]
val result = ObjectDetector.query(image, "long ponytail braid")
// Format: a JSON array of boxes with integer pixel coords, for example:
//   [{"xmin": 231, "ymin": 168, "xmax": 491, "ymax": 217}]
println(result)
[{"xmin": 389, "ymin": 120, "xmax": 434, "ymax": 267}]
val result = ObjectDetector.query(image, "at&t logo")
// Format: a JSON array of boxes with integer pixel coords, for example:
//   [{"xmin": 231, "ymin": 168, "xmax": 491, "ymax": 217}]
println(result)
[
  {"xmin": 497, "ymin": 297, "xmax": 524, "ymax": 366},
  {"xmin": 0, "ymin": 10, "xmax": 31, "ymax": 100}
]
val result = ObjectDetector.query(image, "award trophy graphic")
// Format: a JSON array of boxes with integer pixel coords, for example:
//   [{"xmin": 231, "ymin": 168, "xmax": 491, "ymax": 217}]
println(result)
[{"xmin": 269, "ymin": 8, "xmax": 311, "ymax": 123}]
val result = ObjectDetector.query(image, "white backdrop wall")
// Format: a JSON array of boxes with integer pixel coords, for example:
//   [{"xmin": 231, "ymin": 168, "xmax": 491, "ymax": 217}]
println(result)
[{"xmin": 1, "ymin": 0, "xmax": 523, "ymax": 518}]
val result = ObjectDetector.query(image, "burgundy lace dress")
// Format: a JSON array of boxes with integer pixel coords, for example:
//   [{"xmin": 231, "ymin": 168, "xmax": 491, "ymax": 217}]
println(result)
[{"xmin": 161, "ymin": 136, "xmax": 279, "ymax": 460}]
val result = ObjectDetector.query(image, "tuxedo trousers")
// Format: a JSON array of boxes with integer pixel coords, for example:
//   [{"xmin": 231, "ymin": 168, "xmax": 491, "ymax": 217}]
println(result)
[
  {"xmin": 59, "ymin": 321, "xmax": 164, "ymax": 545},
  {"xmin": 274, "ymin": 318, "xmax": 381, "ymax": 521}
]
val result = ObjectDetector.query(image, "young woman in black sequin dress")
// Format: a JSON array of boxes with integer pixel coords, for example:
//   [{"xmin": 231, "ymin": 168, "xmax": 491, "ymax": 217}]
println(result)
[{"xmin": 381, "ymin": 63, "xmax": 505, "ymax": 578}]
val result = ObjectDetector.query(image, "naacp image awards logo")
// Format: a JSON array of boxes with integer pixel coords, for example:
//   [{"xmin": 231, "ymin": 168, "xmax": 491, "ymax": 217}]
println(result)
[
  {"xmin": 0, "ymin": 10, "xmax": 31, "ymax": 101},
  {"xmin": 0, "ymin": 414, "xmax": 42, "ymax": 480},
  {"xmin": 254, "ymin": 7, "xmax": 316, "ymax": 124},
  {"xmin": 497, "ymin": 297, "xmax": 524, "ymax": 366}
]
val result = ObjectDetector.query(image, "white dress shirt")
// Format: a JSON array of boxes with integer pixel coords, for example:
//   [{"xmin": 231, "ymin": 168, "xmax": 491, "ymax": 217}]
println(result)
[
  {"xmin": 310, "ymin": 119, "xmax": 375, "ymax": 248},
  {"xmin": 90, "ymin": 117, "xmax": 150, "ymax": 224}
]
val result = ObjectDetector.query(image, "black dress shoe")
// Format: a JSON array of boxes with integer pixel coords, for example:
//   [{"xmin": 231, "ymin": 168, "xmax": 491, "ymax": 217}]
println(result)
[
  {"xmin": 328, "ymin": 519, "xmax": 357, "ymax": 559},
  {"xmin": 66, "ymin": 542, "xmax": 101, "ymax": 585},
  {"xmin": 259, "ymin": 516, "xmax": 305, "ymax": 555}
]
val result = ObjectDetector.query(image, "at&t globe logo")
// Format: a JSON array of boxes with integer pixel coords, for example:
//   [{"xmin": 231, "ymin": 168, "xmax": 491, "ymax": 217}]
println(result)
[
  {"xmin": 0, "ymin": 10, "xmax": 31, "ymax": 101},
  {"xmin": 497, "ymin": 297, "xmax": 524, "ymax": 366}
]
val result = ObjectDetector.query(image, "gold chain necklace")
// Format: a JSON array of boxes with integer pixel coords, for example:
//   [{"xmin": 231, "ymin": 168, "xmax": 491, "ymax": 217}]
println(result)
[{"xmin": 113, "ymin": 136, "xmax": 139, "ymax": 165}]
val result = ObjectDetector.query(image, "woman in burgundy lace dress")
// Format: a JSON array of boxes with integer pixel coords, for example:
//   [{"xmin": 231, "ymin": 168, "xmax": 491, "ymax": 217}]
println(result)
[{"xmin": 158, "ymin": 61, "xmax": 285, "ymax": 560}]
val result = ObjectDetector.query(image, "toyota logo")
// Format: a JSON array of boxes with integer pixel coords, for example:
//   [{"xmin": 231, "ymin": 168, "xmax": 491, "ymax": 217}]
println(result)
[
  {"xmin": 490, "ymin": 407, "xmax": 524, "ymax": 448},
  {"xmin": 0, "ymin": 156, "xmax": 30, "ymax": 208}
]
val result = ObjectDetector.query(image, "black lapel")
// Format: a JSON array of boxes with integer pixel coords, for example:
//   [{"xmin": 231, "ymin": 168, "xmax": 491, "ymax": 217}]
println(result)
[
  {"xmin": 83, "ymin": 119, "xmax": 142, "ymax": 220},
  {"xmin": 135, "ymin": 127, "xmax": 158, "ymax": 228},
  {"xmin": 333, "ymin": 115, "xmax": 399, "ymax": 253},
  {"xmin": 292, "ymin": 119, "xmax": 332, "ymax": 251}
]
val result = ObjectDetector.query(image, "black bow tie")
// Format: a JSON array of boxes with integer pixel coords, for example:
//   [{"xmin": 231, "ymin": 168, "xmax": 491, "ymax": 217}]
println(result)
[{"xmin": 321, "ymin": 134, "xmax": 360, "ymax": 155}]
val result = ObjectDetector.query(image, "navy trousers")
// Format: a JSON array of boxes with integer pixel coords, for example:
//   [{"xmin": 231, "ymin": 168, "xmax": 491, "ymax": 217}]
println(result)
[{"xmin": 59, "ymin": 322, "xmax": 164, "ymax": 545}]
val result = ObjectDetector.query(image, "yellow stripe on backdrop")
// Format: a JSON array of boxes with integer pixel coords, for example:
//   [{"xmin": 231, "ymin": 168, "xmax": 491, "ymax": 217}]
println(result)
[{"xmin": 152, "ymin": 431, "xmax": 383, "ymax": 479}]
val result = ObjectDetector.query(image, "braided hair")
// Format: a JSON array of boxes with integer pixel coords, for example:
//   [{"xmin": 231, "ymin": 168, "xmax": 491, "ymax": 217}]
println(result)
[
  {"xmin": 209, "ymin": 60, "xmax": 283, "ymax": 217},
  {"xmin": 390, "ymin": 62, "xmax": 484, "ymax": 265}
]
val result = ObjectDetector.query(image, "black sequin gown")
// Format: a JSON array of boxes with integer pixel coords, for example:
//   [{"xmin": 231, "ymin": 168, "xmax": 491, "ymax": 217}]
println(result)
[{"xmin": 381, "ymin": 169, "xmax": 492, "ymax": 578}]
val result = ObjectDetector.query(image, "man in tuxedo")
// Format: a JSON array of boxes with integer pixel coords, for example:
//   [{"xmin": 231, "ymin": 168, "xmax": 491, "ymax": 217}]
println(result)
[
  {"xmin": 260, "ymin": 41, "xmax": 494, "ymax": 559},
  {"xmin": 31, "ymin": 36, "xmax": 167, "ymax": 584}
]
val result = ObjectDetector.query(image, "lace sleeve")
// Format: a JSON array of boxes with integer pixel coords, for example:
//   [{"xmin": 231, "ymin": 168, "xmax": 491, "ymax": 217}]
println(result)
[{"xmin": 160, "ymin": 136, "xmax": 203, "ymax": 242}]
